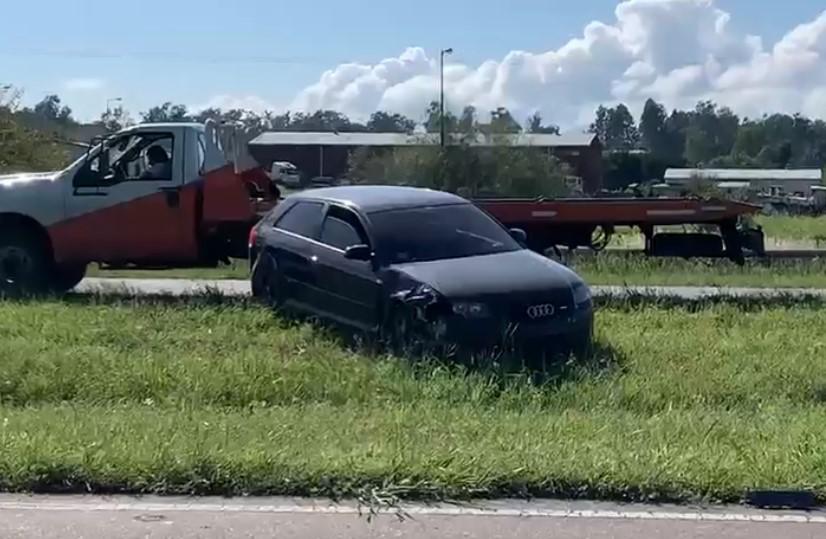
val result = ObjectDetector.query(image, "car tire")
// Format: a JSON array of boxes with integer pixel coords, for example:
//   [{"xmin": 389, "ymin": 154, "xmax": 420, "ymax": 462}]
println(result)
[
  {"xmin": 569, "ymin": 327, "xmax": 594, "ymax": 361},
  {"xmin": 385, "ymin": 304, "xmax": 425, "ymax": 357},
  {"xmin": 251, "ymin": 252, "xmax": 284, "ymax": 308},
  {"xmin": 0, "ymin": 228, "xmax": 51, "ymax": 298},
  {"xmin": 51, "ymin": 264, "xmax": 87, "ymax": 294}
]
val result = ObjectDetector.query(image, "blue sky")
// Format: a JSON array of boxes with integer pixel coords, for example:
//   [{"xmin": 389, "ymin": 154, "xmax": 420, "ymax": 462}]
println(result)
[{"xmin": 2, "ymin": 0, "xmax": 826, "ymax": 124}]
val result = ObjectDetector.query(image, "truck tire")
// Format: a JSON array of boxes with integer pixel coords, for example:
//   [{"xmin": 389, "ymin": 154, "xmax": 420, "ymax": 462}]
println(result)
[
  {"xmin": 0, "ymin": 228, "xmax": 51, "ymax": 298},
  {"xmin": 51, "ymin": 264, "xmax": 87, "ymax": 294}
]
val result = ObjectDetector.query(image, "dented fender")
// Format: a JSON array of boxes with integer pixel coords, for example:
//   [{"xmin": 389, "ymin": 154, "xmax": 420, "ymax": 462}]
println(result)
[{"xmin": 389, "ymin": 284, "xmax": 443, "ymax": 322}]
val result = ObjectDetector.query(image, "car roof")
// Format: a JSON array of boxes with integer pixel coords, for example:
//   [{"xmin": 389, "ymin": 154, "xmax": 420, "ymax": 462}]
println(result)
[{"xmin": 288, "ymin": 185, "xmax": 468, "ymax": 213}]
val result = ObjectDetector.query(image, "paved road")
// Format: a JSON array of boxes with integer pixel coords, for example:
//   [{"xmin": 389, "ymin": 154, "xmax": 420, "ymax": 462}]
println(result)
[
  {"xmin": 1, "ymin": 495, "xmax": 824, "ymax": 539},
  {"xmin": 76, "ymin": 277, "xmax": 826, "ymax": 300}
]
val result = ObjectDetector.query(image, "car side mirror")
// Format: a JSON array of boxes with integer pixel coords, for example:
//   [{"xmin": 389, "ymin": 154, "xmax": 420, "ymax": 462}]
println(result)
[
  {"xmin": 344, "ymin": 244, "xmax": 372, "ymax": 261},
  {"xmin": 509, "ymin": 228, "xmax": 528, "ymax": 245}
]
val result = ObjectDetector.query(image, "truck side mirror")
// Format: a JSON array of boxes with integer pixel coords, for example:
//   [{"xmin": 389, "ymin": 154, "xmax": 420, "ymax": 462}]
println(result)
[{"xmin": 98, "ymin": 144, "xmax": 111, "ymax": 176}]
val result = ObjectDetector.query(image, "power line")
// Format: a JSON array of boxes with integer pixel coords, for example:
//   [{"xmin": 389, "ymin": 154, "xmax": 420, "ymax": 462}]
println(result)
[{"xmin": 0, "ymin": 47, "xmax": 349, "ymax": 66}]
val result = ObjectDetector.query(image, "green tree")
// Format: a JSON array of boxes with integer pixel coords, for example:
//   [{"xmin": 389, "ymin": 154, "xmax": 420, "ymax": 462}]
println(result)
[
  {"xmin": 590, "ymin": 104, "xmax": 639, "ymax": 150},
  {"xmin": 141, "ymin": 102, "xmax": 192, "ymax": 123},
  {"xmin": 457, "ymin": 106, "xmax": 478, "ymax": 134},
  {"xmin": 348, "ymin": 102, "xmax": 571, "ymax": 198},
  {"xmin": 366, "ymin": 111, "xmax": 416, "ymax": 133},
  {"xmin": 423, "ymin": 100, "xmax": 457, "ymax": 134},
  {"xmin": 526, "ymin": 112, "xmax": 560, "ymax": 134},
  {"xmin": 639, "ymin": 99, "xmax": 668, "ymax": 156},
  {"xmin": 487, "ymin": 107, "xmax": 522, "ymax": 134},
  {"xmin": 731, "ymin": 120, "xmax": 768, "ymax": 160},
  {"xmin": 289, "ymin": 109, "xmax": 366, "ymax": 132},
  {"xmin": 192, "ymin": 107, "xmax": 224, "ymax": 124},
  {"xmin": 99, "ymin": 105, "xmax": 134, "ymax": 133},
  {"xmin": 683, "ymin": 101, "xmax": 739, "ymax": 165},
  {"xmin": 0, "ymin": 89, "xmax": 68, "ymax": 173},
  {"xmin": 33, "ymin": 94, "xmax": 74, "ymax": 124}
]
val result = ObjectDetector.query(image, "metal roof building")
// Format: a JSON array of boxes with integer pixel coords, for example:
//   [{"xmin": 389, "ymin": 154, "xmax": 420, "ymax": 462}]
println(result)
[
  {"xmin": 249, "ymin": 131, "xmax": 599, "ymax": 148},
  {"xmin": 664, "ymin": 168, "xmax": 824, "ymax": 197},
  {"xmin": 665, "ymin": 168, "xmax": 822, "ymax": 182}
]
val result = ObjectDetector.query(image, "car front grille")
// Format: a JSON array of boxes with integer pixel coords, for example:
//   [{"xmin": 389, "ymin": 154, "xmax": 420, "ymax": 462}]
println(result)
[{"xmin": 505, "ymin": 289, "xmax": 574, "ymax": 324}]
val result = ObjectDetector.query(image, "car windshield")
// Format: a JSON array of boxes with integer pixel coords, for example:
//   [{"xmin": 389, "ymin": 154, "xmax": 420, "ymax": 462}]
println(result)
[{"xmin": 369, "ymin": 203, "xmax": 520, "ymax": 264}]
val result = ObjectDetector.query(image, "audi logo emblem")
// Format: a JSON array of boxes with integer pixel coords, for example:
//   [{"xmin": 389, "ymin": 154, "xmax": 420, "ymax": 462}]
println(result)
[{"xmin": 526, "ymin": 304, "xmax": 555, "ymax": 319}]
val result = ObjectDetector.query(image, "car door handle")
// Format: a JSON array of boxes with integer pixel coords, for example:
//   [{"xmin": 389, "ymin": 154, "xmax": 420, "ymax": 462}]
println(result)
[
  {"xmin": 73, "ymin": 187, "xmax": 108, "ymax": 197},
  {"xmin": 310, "ymin": 255, "xmax": 318, "ymax": 263}
]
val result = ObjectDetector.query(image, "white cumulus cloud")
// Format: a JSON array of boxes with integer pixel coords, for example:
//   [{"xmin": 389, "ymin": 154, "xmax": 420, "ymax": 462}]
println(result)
[
  {"xmin": 285, "ymin": 0, "xmax": 826, "ymax": 128},
  {"xmin": 62, "ymin": 78, "xmax": 105, "ymax": 92},
  {"xmin": 194, "ymin": 94, "xmax": 280, "ymax": 114}
]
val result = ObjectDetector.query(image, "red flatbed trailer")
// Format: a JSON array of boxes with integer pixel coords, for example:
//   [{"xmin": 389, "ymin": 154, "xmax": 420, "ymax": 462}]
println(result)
[{"xmin": 475, "ymin": 197, "xmax": 765, "ymax": 264}]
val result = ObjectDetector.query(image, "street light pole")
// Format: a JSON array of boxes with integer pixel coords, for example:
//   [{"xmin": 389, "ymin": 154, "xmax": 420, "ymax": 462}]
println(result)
[
  {"xmin": 105, "ymin": 97, "xmax": 123, "ymax": 115},
  {"xmin": 439, "ymin": 48, "xmax": 453, "ymax": 148}
]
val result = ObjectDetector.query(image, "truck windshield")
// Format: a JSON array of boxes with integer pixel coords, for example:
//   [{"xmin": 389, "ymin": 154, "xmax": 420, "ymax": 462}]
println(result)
[{"xmin": 369, "ymin": 203, "xmax": 520, "ymax": 264}]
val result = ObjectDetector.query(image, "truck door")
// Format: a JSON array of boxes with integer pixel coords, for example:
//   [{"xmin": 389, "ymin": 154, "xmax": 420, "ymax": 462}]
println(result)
[{"xmin": 54, "ymin": 127, "xmax": 199, "ymax": 266}]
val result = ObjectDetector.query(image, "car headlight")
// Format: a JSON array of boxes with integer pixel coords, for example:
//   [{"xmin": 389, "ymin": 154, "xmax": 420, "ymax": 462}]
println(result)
[
  {"xmin": 572, "ymin": 282, "xmax": 592, "ymax": 305},
  {"xmin": 452, "ymin": 301, "xmax": 492, "ymax": 318}
]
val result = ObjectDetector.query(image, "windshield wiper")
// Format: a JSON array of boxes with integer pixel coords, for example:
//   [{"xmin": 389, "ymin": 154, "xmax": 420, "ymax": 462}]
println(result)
[{"xmin": 455, "ymin": 229, "xmax": 504, "ymax": 248}]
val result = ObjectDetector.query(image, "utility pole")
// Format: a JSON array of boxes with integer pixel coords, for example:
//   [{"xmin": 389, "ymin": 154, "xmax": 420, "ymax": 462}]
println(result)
[{"xmin": 440, "ymin": 48, "xmax": 453, "ymax": 148}]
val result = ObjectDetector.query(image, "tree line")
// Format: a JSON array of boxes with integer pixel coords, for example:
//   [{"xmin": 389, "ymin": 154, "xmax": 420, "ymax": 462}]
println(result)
[
  {"xmin": 592, "ymin": 99, "xmax": 826, "ymax": 190},
  {"xmin": 4, "ymin": 87, "xmax": 826, "ymax": 189}
]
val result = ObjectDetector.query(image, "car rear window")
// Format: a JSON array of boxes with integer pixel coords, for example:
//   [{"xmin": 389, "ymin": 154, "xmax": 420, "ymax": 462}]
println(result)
[{"xmin": 275, "ymin": 201, "xmax": 324, "ymax": 239}]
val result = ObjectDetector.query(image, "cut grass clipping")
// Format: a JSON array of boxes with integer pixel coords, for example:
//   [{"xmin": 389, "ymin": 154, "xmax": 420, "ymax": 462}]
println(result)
[{"xmin": 1, "ymin": 296, "xmax": 825, "ymax": 503}]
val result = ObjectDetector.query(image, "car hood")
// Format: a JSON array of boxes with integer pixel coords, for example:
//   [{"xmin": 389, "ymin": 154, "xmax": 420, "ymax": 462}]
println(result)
[
  {"xmin": 0, "ymin": 171, "xmax": 60, "ymax": 186},
  {"xmin": 390, "ymin": 250, "xmax": 581, "ymax": 298}
]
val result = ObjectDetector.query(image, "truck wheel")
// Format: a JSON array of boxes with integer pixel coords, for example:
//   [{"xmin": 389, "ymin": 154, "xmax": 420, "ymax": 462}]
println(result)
[
  {"xmin": 0, "ymin": 229, "xmax": 50, "ymax": 298},
  {"xmin": 51, "ymin": 264, "xmax": 87, "ymax": 294}
]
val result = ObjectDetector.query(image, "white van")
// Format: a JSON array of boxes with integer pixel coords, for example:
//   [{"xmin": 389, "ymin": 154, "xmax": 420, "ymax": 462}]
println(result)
[{"xmin": 269, "ymin": 161, "xmax": 302, "ymax": 187}]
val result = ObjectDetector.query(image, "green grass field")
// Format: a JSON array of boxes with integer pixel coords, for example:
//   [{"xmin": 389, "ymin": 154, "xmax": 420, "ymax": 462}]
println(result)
[
  {"xmin": 756, "ymin": 215, "xmax": 826, "ymax": 243},
  {"xmin": 1, "ymin": 295, "xmax": 825, "ymax": 503},
  {"xmin": 572, "ymin": 252, "xmax": 826, "ymax": 288}
]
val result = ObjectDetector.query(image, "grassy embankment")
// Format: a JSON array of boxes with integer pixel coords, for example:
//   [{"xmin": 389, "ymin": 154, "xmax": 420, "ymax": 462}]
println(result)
[{"xmin": 1, "ymin": 295, "xmax": 825, "ymax": 503}]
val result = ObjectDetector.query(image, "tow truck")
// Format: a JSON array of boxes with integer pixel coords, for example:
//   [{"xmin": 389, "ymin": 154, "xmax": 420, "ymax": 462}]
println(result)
[
  {"xmin": 0, "ymin": 120, "xmax": 764, "ymax": 296},
  {"xmin": 0, "ymin": 120, "xmax": 278, "ymax": 295}
]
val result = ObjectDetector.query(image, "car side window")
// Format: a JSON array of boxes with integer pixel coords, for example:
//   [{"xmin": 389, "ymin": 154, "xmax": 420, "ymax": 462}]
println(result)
[
  {"xmin": 274, "ymin": 201, "xmax": 324, "ymax": 239},
  {"xmin": 74, "ymin": 132, "xmax": 175, "ymax": 190},
  {"xmin": 320, "ymin": 206, "xmax": 368, "ymax": 251}
]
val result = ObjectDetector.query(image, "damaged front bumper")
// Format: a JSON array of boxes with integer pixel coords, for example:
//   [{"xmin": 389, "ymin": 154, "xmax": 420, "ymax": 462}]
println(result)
[
  {"xmin": 443, "ymin": 304, "xmax": 594, "ymax": 347},
  {"xmin": 392, "ymin": 285, "xmax": 594, "ymax": 349}
]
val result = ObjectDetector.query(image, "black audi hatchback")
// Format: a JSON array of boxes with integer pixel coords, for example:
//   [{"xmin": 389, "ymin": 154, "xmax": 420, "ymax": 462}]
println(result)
[{"xmin": 249, "ymin": 186, "xmax": 593, "ymax": 355}]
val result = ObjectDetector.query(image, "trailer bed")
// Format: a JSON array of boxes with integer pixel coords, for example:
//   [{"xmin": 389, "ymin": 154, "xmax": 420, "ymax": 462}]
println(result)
[
  {"xmin": 474, "ymin": 197, "xmax": 764, "ymax": 263},
  {"xmin": 476, "ymin": 197, "xmax": 760, "ymax": 226}
]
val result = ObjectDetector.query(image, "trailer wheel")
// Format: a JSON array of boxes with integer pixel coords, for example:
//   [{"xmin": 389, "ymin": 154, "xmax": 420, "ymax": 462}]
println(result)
[{"xmin": 0, "ymin": 228, "xmax": 51, "ymax": 298}]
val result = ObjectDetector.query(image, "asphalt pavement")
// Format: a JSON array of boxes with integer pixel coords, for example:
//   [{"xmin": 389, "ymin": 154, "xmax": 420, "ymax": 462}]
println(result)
[
  {"xmin": 75, "ymin": 277, "xmax": 826, "ymax": 300},
  {"xmin": 2, "ymin": 495, "xmax": 825, "ymax": 539}
]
